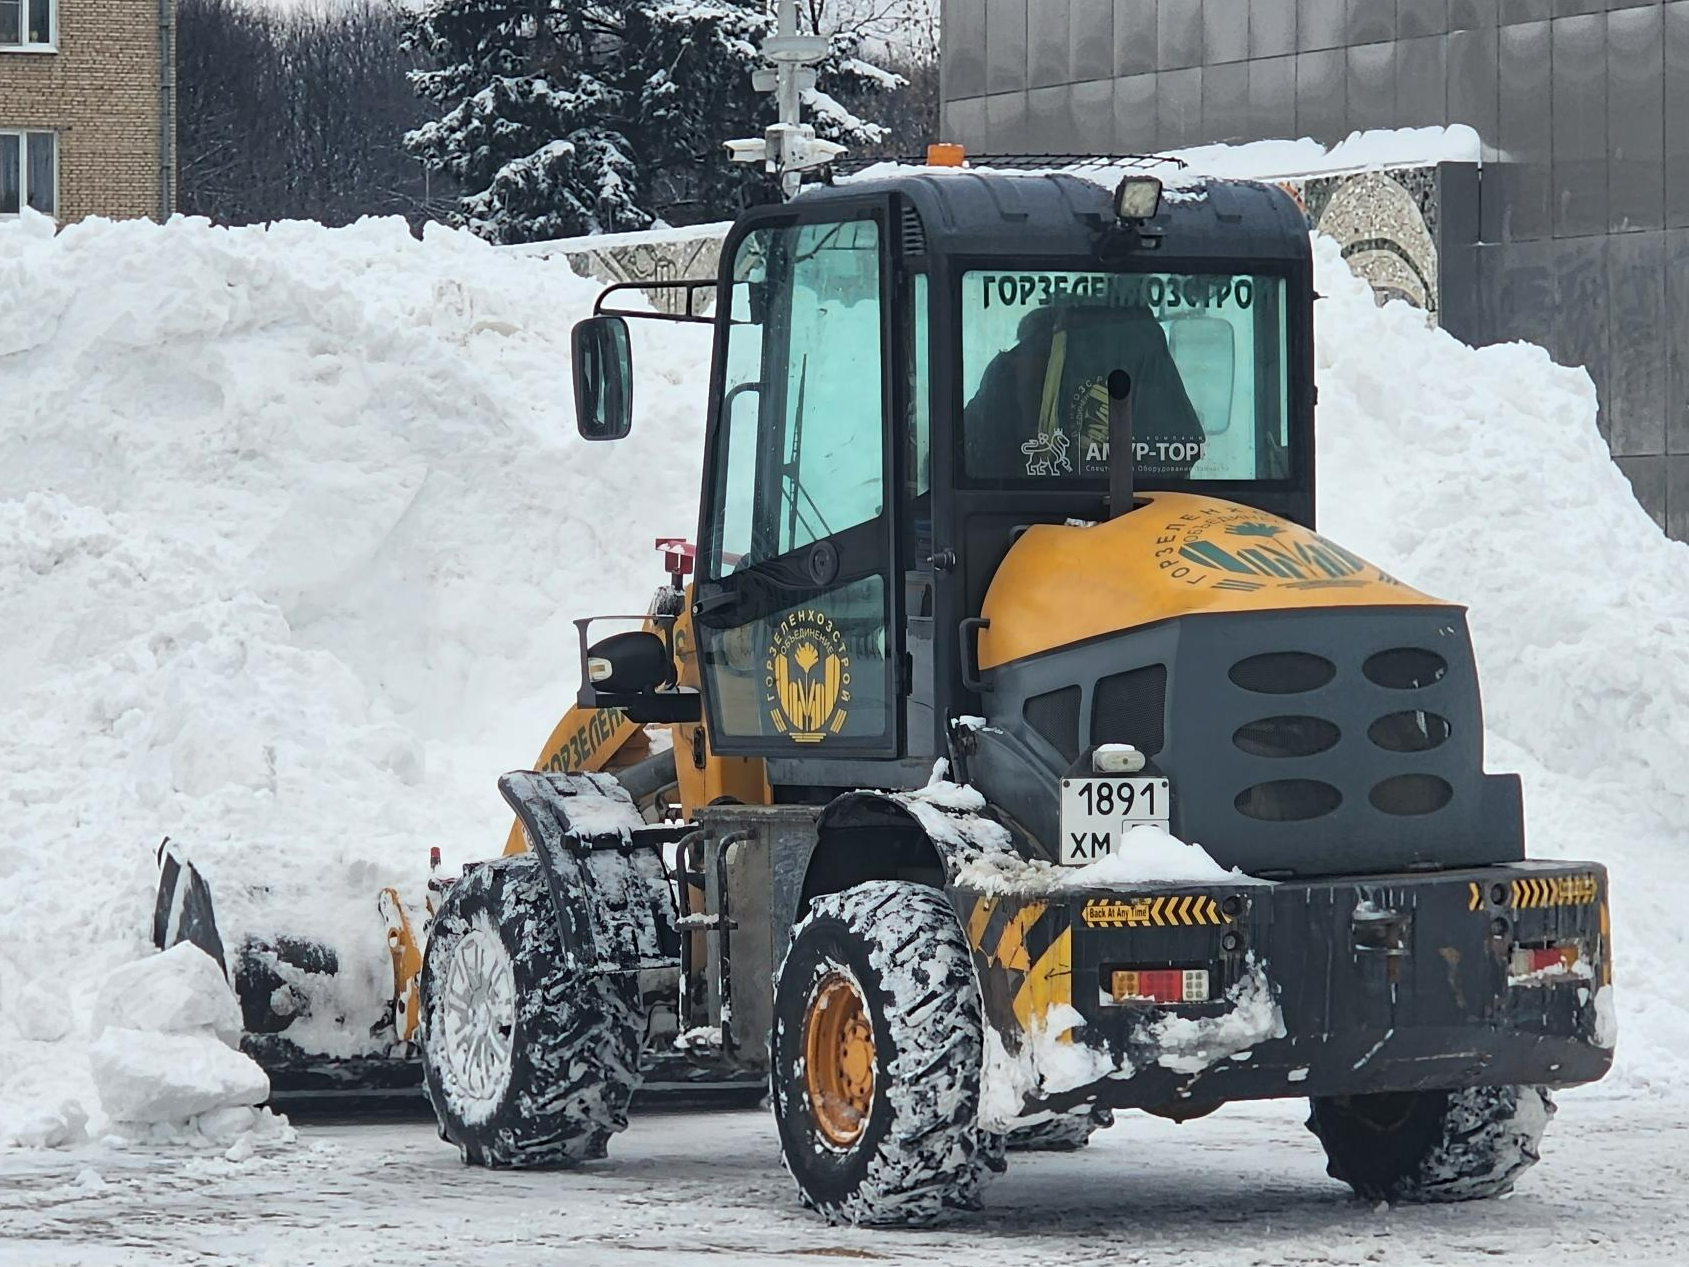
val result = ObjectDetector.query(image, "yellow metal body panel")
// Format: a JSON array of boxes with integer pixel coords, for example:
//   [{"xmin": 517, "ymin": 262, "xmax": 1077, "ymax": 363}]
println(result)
[
  {"xmin": 378, "ymin": 888, "xmax": 424, "ymax": 1042},
  {"xmin": 501, "ymin": 590, "xmax": 769, "ymax": 859},
  {"xmin": 977, "ymin": 492, "xmax": 1453, "ymax": 669},
  {"xmin": 669, "ymin": 597, "xmax": 770, "ymax": 816}
]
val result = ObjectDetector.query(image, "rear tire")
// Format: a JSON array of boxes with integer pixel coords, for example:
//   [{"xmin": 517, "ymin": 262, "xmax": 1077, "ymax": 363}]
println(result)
[
  {"xmin": 771, "ymin": 881, "xmax": 998, "ymax": 1226},
  {"xmin": 420, "ymin": 853, "xmax": 643, "ymax": 1167},
  {"xmin": 1308, "ymin": 1086, "xmax": 1554, "ymax": 1203}
]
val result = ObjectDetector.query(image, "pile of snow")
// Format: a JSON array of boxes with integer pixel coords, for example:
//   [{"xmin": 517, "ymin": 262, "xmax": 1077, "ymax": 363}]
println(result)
[
  {"xmin": 0, "ymin": 209, "xmax": 712, "ymax": 1144},
  {"xmin": 1310, "ymin": 233, "xmax": 1689, "ymax": 1093},
  {"xmin": 2, "ymin": 160, "xmax": 1687, "ymax": 1143},
  {"xmin": 88, "ymin": 944, "xmax": 292, "ymax": 1158}
]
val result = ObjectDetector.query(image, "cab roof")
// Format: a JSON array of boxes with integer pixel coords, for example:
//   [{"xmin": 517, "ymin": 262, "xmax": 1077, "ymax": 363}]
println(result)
[{"xmin": 801, "ymin": 167, "xmax": 1312, "ymax": 266}]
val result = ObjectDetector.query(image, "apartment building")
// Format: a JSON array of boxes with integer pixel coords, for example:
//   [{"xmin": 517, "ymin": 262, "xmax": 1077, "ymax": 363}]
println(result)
[{"xmin": 0, "ymin": 0, "xmax": 176, "ymax": 222}]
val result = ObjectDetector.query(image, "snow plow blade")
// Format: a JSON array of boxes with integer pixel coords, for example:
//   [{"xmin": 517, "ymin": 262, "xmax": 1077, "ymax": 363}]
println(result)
[{"xmin": 151, "ymin": 838, "xmax": 420, "ymax": 1100}]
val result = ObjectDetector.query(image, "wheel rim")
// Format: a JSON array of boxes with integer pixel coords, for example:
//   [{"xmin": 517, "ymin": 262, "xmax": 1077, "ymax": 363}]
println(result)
[
  {"xmin": 803, "ymin": 970, "xmax": 876, "ymax": 1148},
  {"xmin": 437, "ymin": 921, "xmax": 517, "ymax": 1120}
]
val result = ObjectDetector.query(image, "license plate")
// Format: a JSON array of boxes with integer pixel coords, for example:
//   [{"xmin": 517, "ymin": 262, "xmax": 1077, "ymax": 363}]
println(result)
[{"xmin": 1059, "ymin": 776, "xmax": 1171, "ymax": 865}]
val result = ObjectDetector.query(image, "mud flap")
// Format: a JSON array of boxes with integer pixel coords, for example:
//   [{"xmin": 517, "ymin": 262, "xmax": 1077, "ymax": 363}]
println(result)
[{"xmin": 498, "ymin": 771, "xmax": 681, "ymax": 978}]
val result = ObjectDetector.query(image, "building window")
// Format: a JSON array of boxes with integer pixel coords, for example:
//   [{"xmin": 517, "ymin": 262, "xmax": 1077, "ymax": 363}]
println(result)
[
  {"xmin": 0, "ymin": 0, "xmax": 54, "ymax": 48},
  {"xmin": 0, "ymin": 131, "xmax": 56, "ymax": 216}
]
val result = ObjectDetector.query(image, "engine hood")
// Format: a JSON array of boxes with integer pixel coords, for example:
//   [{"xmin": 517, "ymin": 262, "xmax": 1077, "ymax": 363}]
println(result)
[{"xmin": 977, "ymin": 492, "xmax": 1454, "ymax": 670}]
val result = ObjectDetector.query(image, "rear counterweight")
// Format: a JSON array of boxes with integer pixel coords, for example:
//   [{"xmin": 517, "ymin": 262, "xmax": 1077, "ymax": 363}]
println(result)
[{"xmin": 953, "ymin": 861, "xmax": 1613, "ymax": 1125}]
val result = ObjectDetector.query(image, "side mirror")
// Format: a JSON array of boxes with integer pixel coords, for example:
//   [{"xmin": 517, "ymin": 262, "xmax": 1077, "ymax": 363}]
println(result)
[
  {"xmin": 585, "ymin": 630, "xmax": 674, "ymax": 694},
  {"xmin": 572, "ymin": 315, "xmax": 633, "ymax": 441}
]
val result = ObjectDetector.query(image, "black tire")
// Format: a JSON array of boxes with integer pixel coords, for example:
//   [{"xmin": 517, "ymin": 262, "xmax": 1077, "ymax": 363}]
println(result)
[
  {"xmin": 771, "ymin": 881, "xmax": 999, "ymax": 1226},
  {"xmin": 1308, "ymin": 1086, "xmax": 1555, "ymax": 1203},
  {"xmin": 1006, "ymin": 1106, "xmax": 1114, "ymax": 1152},
  {"xmin": 420, "ymin": 852, "xmax": 643, "ymax": 1167}
]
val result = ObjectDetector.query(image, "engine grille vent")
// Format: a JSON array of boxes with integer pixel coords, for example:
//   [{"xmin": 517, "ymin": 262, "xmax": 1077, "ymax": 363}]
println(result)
[
  {"xmin": 1228, "ymin": 651, "xmax": 1335, "ymax": 695},
  {"xmin": 1363, "ymin": 648, "xmax": 1448, "ymax": 690},
  {"xmin": 1091, "ymin": 665, "xmax": 1167, "ymax": 756},
  {"xmin": 1369, "ymin": 710, "xmax": 1451, "ymax": 753},
  {"xmin": 1233, "ymin": 715, "xmax": 1341, "ymax": 759},
  {"xmin": 1235, "ymin": 779, "xmax": 1343, "ymax": 822},
  {"xmin": 1370, "ymin": 773, "xmax": 1453, "ymax": 816},
  {"xmin": 1024, "ymin": 686, "xmax": 1081, "ymax": 761}
]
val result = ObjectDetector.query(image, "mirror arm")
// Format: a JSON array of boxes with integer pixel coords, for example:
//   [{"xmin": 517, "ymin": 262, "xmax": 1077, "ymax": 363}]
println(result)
[{"xmin": 594, "ymin": 279, "xmax": 719, "ymax": 326}]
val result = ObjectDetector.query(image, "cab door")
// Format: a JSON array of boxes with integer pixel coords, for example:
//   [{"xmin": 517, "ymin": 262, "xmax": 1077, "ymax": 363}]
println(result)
[{"xmin": 692, "ymin": 202, "xmax": 902, "ymax": 760}]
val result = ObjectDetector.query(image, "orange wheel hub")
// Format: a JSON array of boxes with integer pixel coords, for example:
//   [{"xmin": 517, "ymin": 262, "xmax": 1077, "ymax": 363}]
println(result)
[{"xmin": 803, "ymin": 971, "xmax": 876, "ymax": 1147}]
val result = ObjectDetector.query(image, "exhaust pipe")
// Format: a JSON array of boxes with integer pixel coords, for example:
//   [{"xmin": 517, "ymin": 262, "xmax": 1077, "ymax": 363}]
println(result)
[{"xmin": 1107, "ymin": 368, "xmax": 1134, "ymax": 520}]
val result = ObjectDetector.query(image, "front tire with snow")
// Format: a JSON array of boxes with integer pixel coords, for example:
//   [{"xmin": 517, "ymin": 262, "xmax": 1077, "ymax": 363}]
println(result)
[
  {"xmin": 420, "ymin": 853, "xmax": 643, "ymax": 1167},
  {"xmin": 771, "ymin": 881, "xmax": 998, "ymax": 1226},
  {"xmin": 1308, "ymin": 1086, "xmax": 1554, "ymax": 1203}
]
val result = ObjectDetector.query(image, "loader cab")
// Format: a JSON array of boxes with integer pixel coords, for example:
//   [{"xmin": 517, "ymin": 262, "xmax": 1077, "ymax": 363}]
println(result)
[{"xmin": 578, "ymin": 169, "xmax": 1316, "ymax": 790}]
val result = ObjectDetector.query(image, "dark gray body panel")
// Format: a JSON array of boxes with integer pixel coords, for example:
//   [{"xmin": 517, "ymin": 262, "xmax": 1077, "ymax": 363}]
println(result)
[{"xmin": 973, "ymin": 605, "xmax": 1525, "ymax": 878}]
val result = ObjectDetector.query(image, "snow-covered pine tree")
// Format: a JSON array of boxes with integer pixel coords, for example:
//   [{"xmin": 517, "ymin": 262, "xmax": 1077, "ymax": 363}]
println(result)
[{"xmin": 405, "ymin": 0, "xmax": 897, "ymax": 244}]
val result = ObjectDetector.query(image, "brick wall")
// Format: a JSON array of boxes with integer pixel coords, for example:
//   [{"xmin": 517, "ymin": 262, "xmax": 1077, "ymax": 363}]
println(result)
[{"xmin": 0, "ymin": 0, "xmax": 175, "ymax": 222}]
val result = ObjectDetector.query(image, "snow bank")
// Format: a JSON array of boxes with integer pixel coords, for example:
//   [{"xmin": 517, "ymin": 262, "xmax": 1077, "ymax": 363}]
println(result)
[
  {"xmin": 0, "ymin": 208, "xmax": 712, "ymax": 1141},
  {"xmin": 1310, "ymin": 234, "xmax": 1689, "ymax": 1093},
  {"xmin": 84, "ymin": 945, "xmax": 290, "ymax": 1158},
  {"xmin": 2, "ymin": 161, "xmax": 1686, "ymax": 1144}
]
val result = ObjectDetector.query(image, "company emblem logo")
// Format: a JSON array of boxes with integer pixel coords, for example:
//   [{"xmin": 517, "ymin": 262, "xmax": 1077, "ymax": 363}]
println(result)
[
  {"xmin": 1151, "ymin": 504, "xmax": 1390, "ymax": 594},
  {"xmin": 765, "ymin": 610, "xmax": 851, "ymax": 742}
]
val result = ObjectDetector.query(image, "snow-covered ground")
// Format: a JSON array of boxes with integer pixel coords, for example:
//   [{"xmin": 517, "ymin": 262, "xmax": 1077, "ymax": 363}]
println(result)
[
  {"xmin": 3, "ymin": 148, "xmax": 1689, "ymax": 1258},
  {"xmin": 4, "ymin": 1096, "xmax": 1684, "ymax": 1266}
]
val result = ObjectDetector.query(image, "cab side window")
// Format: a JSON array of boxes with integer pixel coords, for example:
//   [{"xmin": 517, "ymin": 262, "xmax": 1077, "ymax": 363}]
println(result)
[{"xmin": 707, "ymin": 220, "xmax": 884, "ymax": 574}]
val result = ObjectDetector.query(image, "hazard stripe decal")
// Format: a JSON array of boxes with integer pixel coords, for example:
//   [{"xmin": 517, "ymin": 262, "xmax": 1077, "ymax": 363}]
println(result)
[
  {"xmin": 1509, "ymin": 875, "xmax": 1599, "ymax": 909},
  {"xmin": 1011, "ymin": 928, "xmax": 1073, "ymax": 1033},
  {"xmin": 966, "ymin": 895, "xmax": 1051, "ymax": 971},
  {"xmin": 1079, "ymin": 894, "xmax": 1225, "ymax": 928}
]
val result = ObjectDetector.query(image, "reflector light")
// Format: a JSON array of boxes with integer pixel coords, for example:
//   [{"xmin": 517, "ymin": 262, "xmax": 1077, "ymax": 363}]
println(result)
[
  {"xmin": 1510, "ymin": 944, "xmax": 1580, "ymax": 979},
  {"xmin": 1109, "ymin": 967, "xmax": 1210, "ymax": 1004},
  {"xmin": 655, "ymin": 537, "xmax": 696, "ymax": 577},
  {"xmin": 927, "ymin": 142, "xmax": 966, "ymax": 167}
]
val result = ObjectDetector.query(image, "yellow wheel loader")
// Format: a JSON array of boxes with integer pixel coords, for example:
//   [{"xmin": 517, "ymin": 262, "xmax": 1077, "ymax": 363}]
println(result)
[{"xmin": 161, "ymin": 157, "xmax": 1615, "ymax": 1224}]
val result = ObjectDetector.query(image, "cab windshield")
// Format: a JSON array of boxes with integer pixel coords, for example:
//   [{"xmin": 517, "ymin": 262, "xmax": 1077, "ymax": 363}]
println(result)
[{"xmin": 960, "ymin": 270, "xmax": 1291, "ymax": 484}]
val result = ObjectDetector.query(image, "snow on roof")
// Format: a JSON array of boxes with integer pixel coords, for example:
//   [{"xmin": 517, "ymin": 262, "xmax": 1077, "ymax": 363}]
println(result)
[{"xmin": 839, "ymin": 124, "xmax": 1483, "ymax": 193}]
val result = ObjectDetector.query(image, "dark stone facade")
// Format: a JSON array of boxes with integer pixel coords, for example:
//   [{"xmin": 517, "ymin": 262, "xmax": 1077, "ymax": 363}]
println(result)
[{"xmin": 940, "ymin": 0, "xmax": 1689, "ymax": 534}]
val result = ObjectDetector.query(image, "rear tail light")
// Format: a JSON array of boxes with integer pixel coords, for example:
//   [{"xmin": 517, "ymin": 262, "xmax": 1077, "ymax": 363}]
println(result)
[
  {"xmin": 1509, "ymin": 942, "xmax": 1582, "ymax": 984},
  {"xmin": 1106, "ymin": 967, "xmax": 1210, "ymax": 1005}
]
